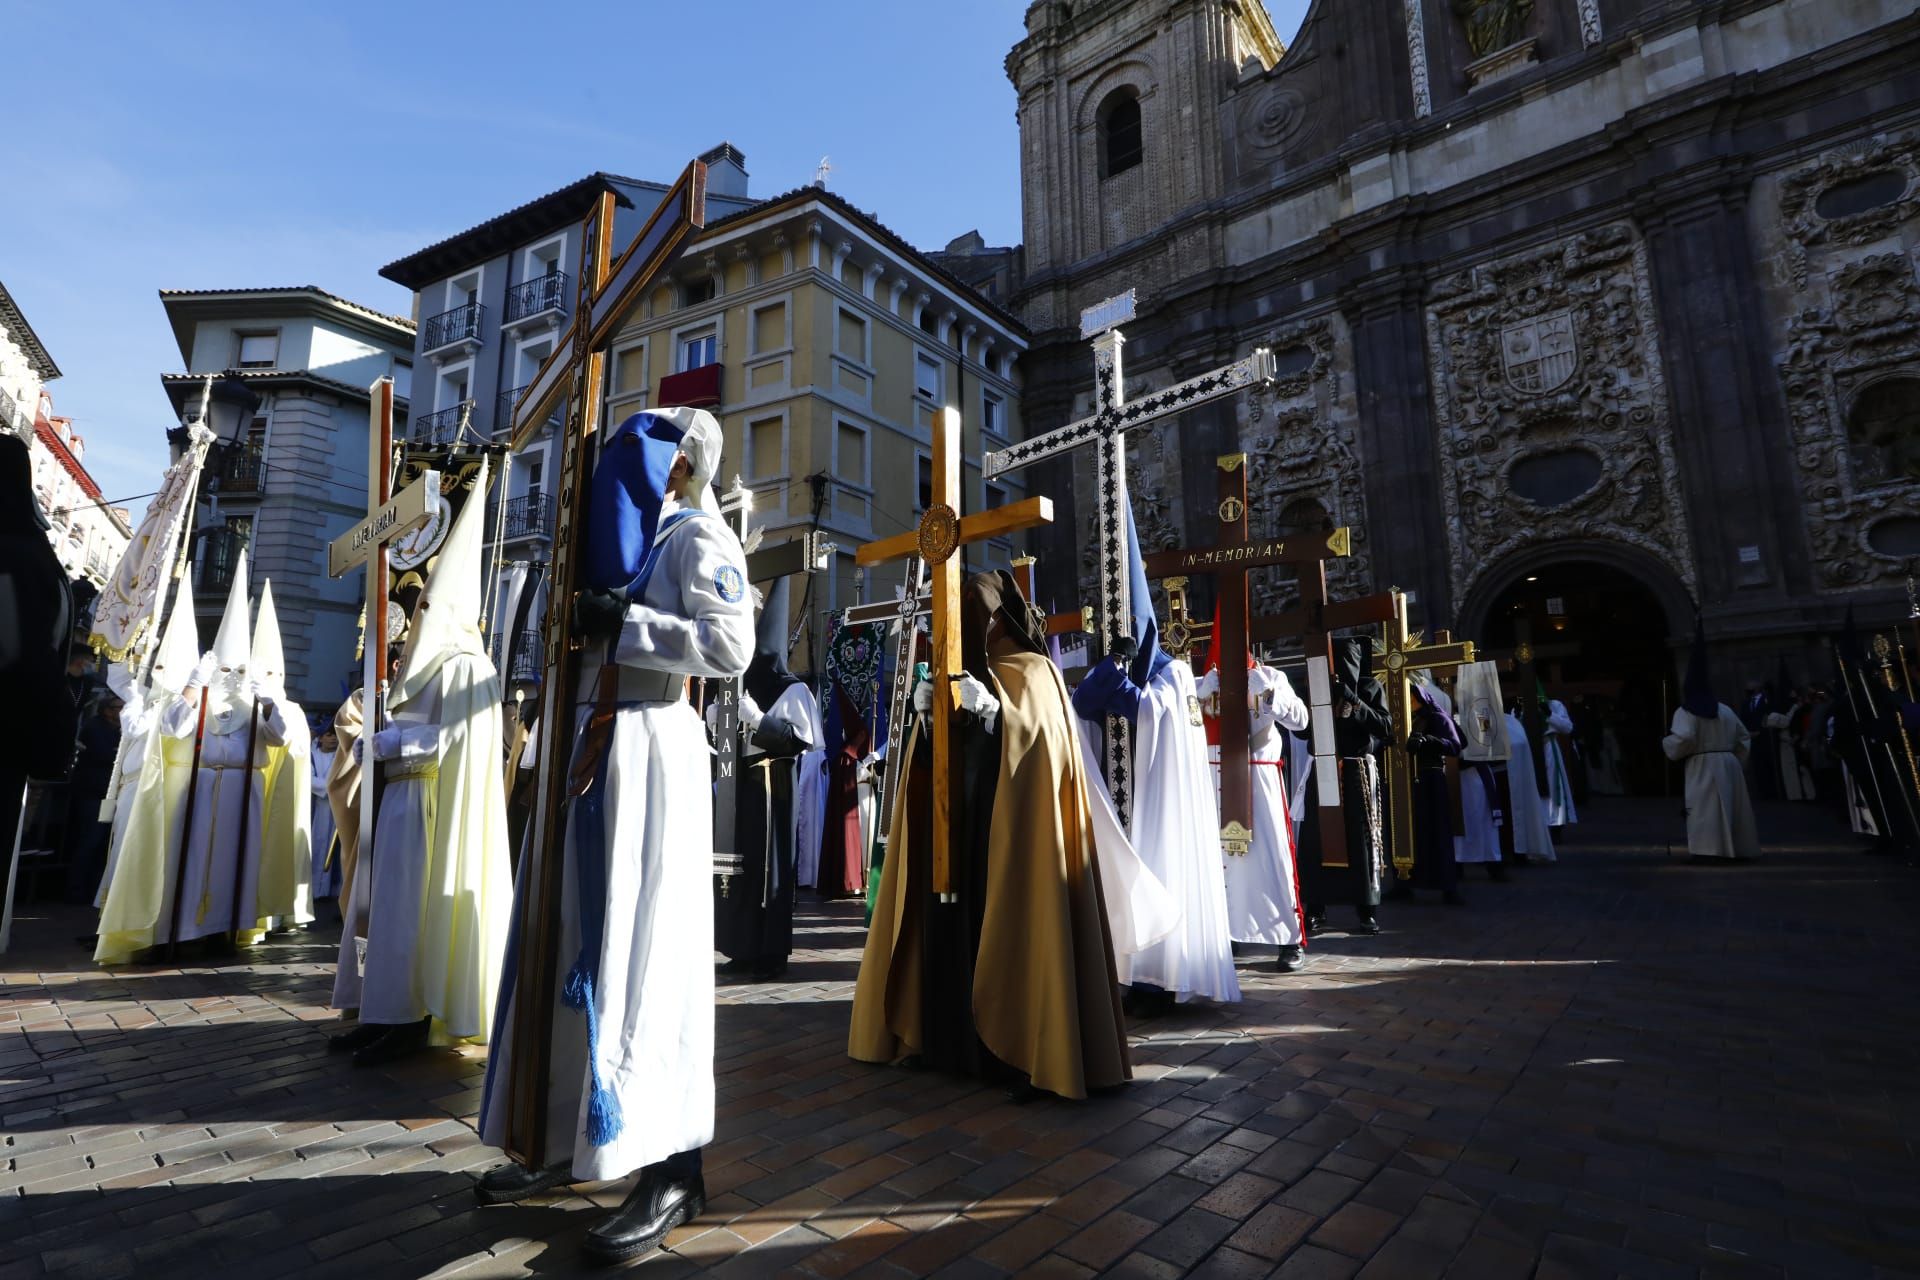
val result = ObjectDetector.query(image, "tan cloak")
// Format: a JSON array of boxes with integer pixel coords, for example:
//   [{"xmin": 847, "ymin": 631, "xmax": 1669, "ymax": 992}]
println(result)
[{"xmin": 326, "ymin": 688, "xmax": 364, "ymax": 928}]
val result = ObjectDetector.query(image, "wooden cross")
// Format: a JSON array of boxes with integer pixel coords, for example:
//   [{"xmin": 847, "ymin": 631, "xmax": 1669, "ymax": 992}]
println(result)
[
  {"xmin": 1009, "ymin": 555, "xmax": 1091, "ymax": 638},
  {"xmin": 1249, "ymin": 562, "xmax": 1398, "ymax": 869},
  {"xmin": 1139, "ymin": 454, "xmax": 1352, "ymax": 858},
  {"xmin": 711, "ymin": 477, "xmax": 833, "ymax": 882},
  {"xmin": 500, "ymin": 161, "xmax": 707, "ymax": 1169},
  {"xmin": 1158, "ymin": 577, "xmax": 1211, "ymax": 665},
  {"xmin": 855, "ymin": 407, "xmax": 1052, "ymax": 898},
  {"xmin": 983, "ymin": 291, "xmax": 1273, "ymax": 827},
  {"xmin": 1485, "ymin": 615, "xmax": 1579, "ymax": 798},
  {"xmin": 326, "ymin": 379, "xmax": 437, "ymax": 863},
  {"xmin": 1374, "ymin": 590, "xmax": 1475, "ymax": 877}
]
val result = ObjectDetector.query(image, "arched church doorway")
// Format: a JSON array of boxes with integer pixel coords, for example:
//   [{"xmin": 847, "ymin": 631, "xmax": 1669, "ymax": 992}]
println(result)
[{"xmin": 1474, "ymin": 560, "xmax": 1680, "ymax": 798}]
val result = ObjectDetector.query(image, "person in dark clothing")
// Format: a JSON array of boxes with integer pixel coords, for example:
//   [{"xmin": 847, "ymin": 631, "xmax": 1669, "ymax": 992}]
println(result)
[
  {"xmin": 63, "ymin": 695, "xmax": 122, "ymax": 903},
  {"xmin": 1387, "ymin": 679, "xmax": 1464, "ymax": 905},
  {"xmin": 0, "ymin": 434, "xmax": 76, "ymax": 874},
  {"xmin": 1297, "ymin": 638, "xmax": 1391, "ymax": 934}
]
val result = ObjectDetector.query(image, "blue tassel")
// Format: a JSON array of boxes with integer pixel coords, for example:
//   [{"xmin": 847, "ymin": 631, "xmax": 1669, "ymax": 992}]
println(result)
[
  {"xmin": 562, "ymin": 955, "xmax": 590, "ymax": 1011},
  {"xmin": 587, "ymin": 1084, "xmax": 624, "ymax": 1146}
]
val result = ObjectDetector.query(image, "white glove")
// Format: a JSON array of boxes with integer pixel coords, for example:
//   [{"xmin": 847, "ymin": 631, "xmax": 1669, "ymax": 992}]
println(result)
[
  {"xmin": 956, "ymin": 674, "xmax": 1000, "ymax": 733},
  {"xmin": 1195, "ymin": 669, "xmax": 1220, "ymax": 699},
  {"xmin": 739, "ymin": 690, "xmax": 765, "ymax": 734},
  {"xmin": 913, "ymin": 678, "xmax": 932, "ymax": 715},
  {"xmin": 370, "ymin": 727, "xmax": 404, "ymax": 762},
  {"xmin": 245, "ymin": 678, "xmax": 274, "ymax": 707},
  {"xmin": 189, "ymin": 654, "xmax": 216, "ymax": 689},
  {"xmin": 703, "ymin": 700, "xmax": 721, "ymax": 734}
]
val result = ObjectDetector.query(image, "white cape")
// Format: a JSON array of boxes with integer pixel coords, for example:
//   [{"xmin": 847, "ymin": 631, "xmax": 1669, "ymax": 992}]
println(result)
[{"xmin": 1505, "ymin": 714, "xmax": 1556, "ymax": 860}]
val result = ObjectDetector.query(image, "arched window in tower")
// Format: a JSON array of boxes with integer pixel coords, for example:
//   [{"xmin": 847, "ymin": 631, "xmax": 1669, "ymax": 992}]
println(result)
[
  {"xmin": 1849, "ymin": 376, "xmax": 1920, "ymax": 486},
  {"xmin": 1278, "ymin": 496, "xmax": 1333, "ymax": 533},
  {"xmin": 1099, "ymin": 91, "xmax": 1143, "ymax": 179}
]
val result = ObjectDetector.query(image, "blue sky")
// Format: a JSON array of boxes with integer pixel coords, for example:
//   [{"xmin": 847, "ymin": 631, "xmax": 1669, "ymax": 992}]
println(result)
[{"xmin": 4, "ymin": 0, "xmax": 1309, "ymax": 509}]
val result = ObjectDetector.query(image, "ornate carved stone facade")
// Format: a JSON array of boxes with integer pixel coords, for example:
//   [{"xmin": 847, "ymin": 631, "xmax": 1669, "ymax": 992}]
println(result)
[
  {"xmin": 1424, "ymin": 222, "xmax": 1696, "ymax": 602},
  {"xmin": 1764, "ymin": 133, "xmax": 1920, "ymax": 589},
  {"xmin": 1242, "ymin": 315, "xmax": 1374, "ymax": 617}
]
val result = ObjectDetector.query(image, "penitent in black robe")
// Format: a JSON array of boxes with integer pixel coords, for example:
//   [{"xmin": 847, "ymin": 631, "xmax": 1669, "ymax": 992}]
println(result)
[
  {"xmin": 715, "ymin": 666, "xmax": 814, "ymax": 969},
  {"xmin": 1297, "ymin": 639, "xmax": 1390, "ymax": 914}
]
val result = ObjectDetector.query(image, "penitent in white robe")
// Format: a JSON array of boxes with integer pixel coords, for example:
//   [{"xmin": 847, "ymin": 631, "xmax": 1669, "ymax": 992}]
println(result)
[
  {"xmin": 97, "ymin": 693, "xmax": 288, "ymax": 960},
  {"xmin": 1202, "ymin": 665, "xmax": 1309, "ymax": 947},
  {"xmin": 1504, "ymin": 713, "xmax": 1556, "ymax": 861},
  {"xmin": 1429, "ymin": 684, "xmax": 1499, "ymax": 864},
  {"xmin": 1082, "ymin": 660, "xmax": 1239, "ymax": 1003},
  {"xmin": 481, "ymin": 503, "xmax": 753, "ymax": 1182},
  {"xmin": 309, "ymin": 746, "xmax": 339, "ymax": 900},
  {"xmin": 1663, "ymin": 704, "xmax": 1760, "ymax": 859},
  {"xmin": 1544, "ymin": 700, "xmax": 1578, "ymax": 828},
  {"xmin": 96, "ymin": 701, "xmax": 157, "ymax": 909}
]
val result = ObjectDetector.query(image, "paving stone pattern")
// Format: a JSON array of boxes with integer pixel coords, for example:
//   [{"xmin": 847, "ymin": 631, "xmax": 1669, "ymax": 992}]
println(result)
[{"xmin": 2, "ymin": 798, "xmax": 1917, "ymax": 1278}]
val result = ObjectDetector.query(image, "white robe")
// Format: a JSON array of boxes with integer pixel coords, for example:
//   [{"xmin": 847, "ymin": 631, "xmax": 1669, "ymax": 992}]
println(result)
[
  {"xmin": 310, "ymin": 746, "xmax": 339, "ymax": 898},
  {"xmin": 1544, "ymin": 700, "xmax": 1578, "ymax": 827},
  {"xmin": 791, "ymin": 689, "xmax": 828, "ymax": 890},
  {"xmin": 481, "ymin": 504, "xmax": 753, "ymax": 1182},
  {"xmin": 1663, "ymin": 704, "xmax": 1760, "ymax": 859},
  {"xmin": 1763, "ymin": 711, "xmax": 1812, "ymax": 802},
  {"xmin": 1432, "ymin": 684, "xmax": 1498, "ymax": 864},
  {"xmin": 1505, "ymin": 713, "xmax": 1556, "ymax": 861},
  {"xmin": 1201, "ymin": 665, "xmax": 1308, "ymax": 947},
  {"xmin": 96, "ymin": 703, "xmax": 156, "ymax": 909},
  {"xmin": 1082, "ymin": 659, "xmax": 1239, "ymax": 1003},
  {"xmin": 141, "ymin": 695, "xmax": 286, "ymax": 946}
]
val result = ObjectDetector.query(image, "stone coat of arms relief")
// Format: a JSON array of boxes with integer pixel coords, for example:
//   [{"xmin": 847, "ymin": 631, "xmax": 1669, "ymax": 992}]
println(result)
[
  {"xmin": 1424, "ymin": 222, "xmax": 1696, "ymax": 603},
  {"xmin": 1771, "ymin": 134, "xmax": 1920, "ymax": 590}
]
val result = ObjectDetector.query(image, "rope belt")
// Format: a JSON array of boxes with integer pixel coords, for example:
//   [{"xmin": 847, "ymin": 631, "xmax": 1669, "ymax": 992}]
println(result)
[{"xmin": 386, "ymin": 761, "xmax": 440, "ymax": 782}]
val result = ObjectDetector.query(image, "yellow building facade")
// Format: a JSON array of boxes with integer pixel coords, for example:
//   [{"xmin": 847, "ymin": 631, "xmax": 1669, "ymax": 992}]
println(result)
[{"xmin": 601, "ymin": 187, "xmax": 1029, "ymax": 673}]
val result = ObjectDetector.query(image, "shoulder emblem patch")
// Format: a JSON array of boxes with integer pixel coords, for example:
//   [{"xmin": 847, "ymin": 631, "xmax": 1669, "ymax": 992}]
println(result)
[{"xmin": 714, "ymin": 564, "xmax": 745, "ymax": 603}]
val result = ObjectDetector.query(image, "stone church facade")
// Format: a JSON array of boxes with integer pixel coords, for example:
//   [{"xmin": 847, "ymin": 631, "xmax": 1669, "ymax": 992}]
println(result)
[{"xmin": 1004, "ymin": 0, "xmax": 1920, "ymax": 678}]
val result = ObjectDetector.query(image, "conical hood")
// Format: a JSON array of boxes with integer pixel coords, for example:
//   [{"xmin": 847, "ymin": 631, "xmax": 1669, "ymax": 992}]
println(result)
[
  {"xmin": 210, "ymin": 546, "xmax": 251, "ymax": 675},
  {"xmin": 149, "ymin": 575, "xmax": 201, "ymax": 699},
  {"xmin": 252, "ymin": 578, "xmax": 287, "ymax": 697},
  {"xmin": 746, "ymin": 574, "xmax": 800, "ymax": 708},
  {"xmin": 392, "ymin": 459, "xmax": 490, "ymax": 706},
  {"xmin": 1681, "ymin": 616, "xmax": 1716, "ymax": 717},
  {"xmin": 1121, "ymin": 502, "xmax": 1169, "ymax": 686}
]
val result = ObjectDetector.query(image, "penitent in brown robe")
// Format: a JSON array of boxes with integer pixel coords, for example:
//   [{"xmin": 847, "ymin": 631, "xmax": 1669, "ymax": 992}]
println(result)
[{"xmin": 849, "ymin": 571, "xmax": 1129, "ymax": 1100}]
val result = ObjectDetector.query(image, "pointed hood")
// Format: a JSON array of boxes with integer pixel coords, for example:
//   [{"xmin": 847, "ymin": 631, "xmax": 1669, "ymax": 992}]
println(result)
[
  {"xmin": 1681, "ymin": 616, "xmax": 1716, "ymax": 717},
  {"xmin": 209, "ymin": 545, "xmax": 251, "ymax": 675},
  {"xmin": 392, "ymin": 458, "xmax": 492, "ymax": 707},
  {"xmin": 745, "ymin": 574, "xmax": 801, "ymax": 707},
  {"xmin": 584, "ymin": 411, "xmax": 717, "ymax": 595},
  {"xmin": 251, "ymin": 579, "xmax": 288, "ymax": 698},
  {"xmin": 1121, "ymin": 501, "xmax": 1170, "ymax": 686},
  {"xmin": 149, "ymin": 575, "xmax": 201, "ymax": 699}
]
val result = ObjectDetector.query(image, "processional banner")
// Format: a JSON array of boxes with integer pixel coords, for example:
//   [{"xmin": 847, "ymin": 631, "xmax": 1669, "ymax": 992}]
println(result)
[{"xmin": 88, "ymin": 424, "xmax": 214, "ymax": 664}]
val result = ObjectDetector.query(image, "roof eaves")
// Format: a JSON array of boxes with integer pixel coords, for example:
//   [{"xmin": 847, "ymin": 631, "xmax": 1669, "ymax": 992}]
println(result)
[
  {"xmin": 0, "ymin": 282, "xmax": 61, "ymax": 381},
  {"xmin": 378, "ymin": 172, "xmax": 647, "ymax": 290}
]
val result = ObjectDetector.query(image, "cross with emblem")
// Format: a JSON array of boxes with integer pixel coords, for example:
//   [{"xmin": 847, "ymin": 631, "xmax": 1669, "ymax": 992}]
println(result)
[
  {"xmin": 983, "ymin": 290, "xmax": 1274, "ymax": 826},
  {"xmin": 856, "ymin": 407, "xmax": 1053, "ymax": 899},
  {"xmin": 1374, "ymin": 590, "xmax": 1475, "ymax": 877},
  {"xmin": 1159, "ymin": 577, "xmax": 1209, "ymax": 665},
  {"xmin": 1139, "ymin": 454, "xmax": 1354, "ymax": 857},
  {"xmin": 495, "ymin": 161, "xmax": 708, "ymax": 1169}
]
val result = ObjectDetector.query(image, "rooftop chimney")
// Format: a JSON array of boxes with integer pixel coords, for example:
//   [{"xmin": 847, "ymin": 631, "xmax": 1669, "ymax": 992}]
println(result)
[{"xmin": 698, "ymin": 142, "xmax": 749, "ymax": 199}]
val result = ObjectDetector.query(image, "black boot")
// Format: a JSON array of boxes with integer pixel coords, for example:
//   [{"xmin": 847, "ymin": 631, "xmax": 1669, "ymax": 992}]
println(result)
[
  {"xmin": 1352, "ymin": 911, "xmax": 1381, "ymax": 936},
  {"xmin": 475, "ymin": 1161, "xmax": 573, "ymax": 1205},
  {"xmin": 351, "ymin": 1016, "xmax": 431, "ymax": 1068},
  {"xmin": 327, "ymin": 1021, "xmax": 386, "ymax": 1054},
  {"xmin": 583, "ymin": 1163, "xmax": 706, "ymax": 1264},
  {"xmin": 1273, "ymin": 945, "xmax": 1307, "ymax": 974}
]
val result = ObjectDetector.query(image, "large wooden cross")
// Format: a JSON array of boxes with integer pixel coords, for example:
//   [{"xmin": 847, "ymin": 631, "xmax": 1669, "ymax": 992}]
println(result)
[
  {"xmin": 1250, "ymin": 560, "xmax": 1398, "ymax": 869},
  {"xmin": 500, "ymin": 161, "xmax": 707, "ymax": 1168},
  {"xmin": 711, "ymin": 477, "xmax": 832, "ymax": 881},
  {"xmin": 1374, "ymin": 590, "xmax": 1475, "ymax": 877},
  {"xmin": 1139, "ymin": 454, "xmax": 1353, "ymax": 858},
  {"xmin": 326, "ymin": 378, "xmax": 437, "ymax": 861},
  {"xmin": 983, "ymin": 291, "xmax": 1273, "ymax": 826},
  {"xmin": 856, "ymin": 407, "xmax": 1052, "ymax": 898}
]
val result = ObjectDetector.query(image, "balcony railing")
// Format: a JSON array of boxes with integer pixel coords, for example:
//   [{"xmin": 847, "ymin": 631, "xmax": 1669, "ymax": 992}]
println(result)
[
  {"xmin": 412, "ymin": 401, "xmax": 477, "ymax": 447},
  {"xmin": 496, "ymin": 385, "xmax": 561, "ymax": 436},
  {"xmin": 201, "ymin": 530, "xmax": 248, "ymax": 593},
  {"xmin": 423, "ymin": 301, "xmax": 485, "ymax": 353},
  {"xmin": 502, "ymin": 492, "xmax": 554, "ymax": 541},
  {"xmin": 506, "ymin": 629, "xmax": 543, "ymax": 684},
  {"xmin": 504, "ymin": 272, "xmax": 569, "ymax": 325},
  {"xmin": 216, "ymin": 445, "xmax": 265, "ymax": 494}
]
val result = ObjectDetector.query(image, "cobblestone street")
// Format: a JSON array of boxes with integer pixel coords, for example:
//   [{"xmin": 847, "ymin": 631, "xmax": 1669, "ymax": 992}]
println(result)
[{"xmin": 4, "ymin": 797, "xmax": 1918, "ymax": 1279}]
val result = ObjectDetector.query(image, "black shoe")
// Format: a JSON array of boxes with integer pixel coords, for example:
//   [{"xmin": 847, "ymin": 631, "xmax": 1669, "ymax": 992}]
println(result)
[
  {"xmin": 327, "ymin": 1021, "xmax": 386, "ymax": 1054},
  {"xmin": 1352, "ymin": 916, "xmax": 1381, "ymax": 936},
  {"xmin": 475, "ymin": 1161, "xmax": 572, "ymax": 1205},
  {"xmin": 1304, "ymin": 914, "xmax": 1325, "ymax": 936},
  {"xmin": 1273, "ymin": 946, "xmax": 1307, "ymax": 974},
  {"xmin": 351, "ymin": 1018, "xmax": 430, "ymax": 1068},
  {"xmin": 716, "ymin": 957, "xmax": 751, "ymax": 975},
  {"xmin": 750, "ymin": 959, "xmax": 788, "ymax": 982},
  {"xmin": 583, "ymin": 1168, "xmax": 706, "ymax": 1264}
]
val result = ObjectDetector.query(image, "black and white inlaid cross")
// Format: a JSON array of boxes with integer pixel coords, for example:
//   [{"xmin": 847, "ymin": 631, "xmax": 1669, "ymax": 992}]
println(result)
[{"xmin": 982, "ymin": 289, "xmax": 1274, "ymax": 826}]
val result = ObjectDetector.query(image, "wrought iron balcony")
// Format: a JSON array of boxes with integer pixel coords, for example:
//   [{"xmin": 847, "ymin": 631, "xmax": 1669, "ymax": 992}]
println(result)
[
  {"xmin": 216, "ymin": 444, "xmax": 265, "ymax": 494},
  {"xmin": 507, "ymin": 629, "xmax": 543, "ymax": 684},
  {"xmin": 504, "ymin": 272, "xmax": 569, "ymax": 326},
  {"xmin": 423, "ymin": 301, "xmax": 485, "ymax": 354},
  {"xmin": 201, "ymin": 529, "xmax": 248, "ymax": 593},
  {"xmin": 501, "ymin": 492, "xmax": 555, "ymax": 541},
  {"xmin": 496, "ymin": 385, "xmax": 561, "ymax": 437},
  {"xmin": 412, "ymin": 401, "xmax": 477, "ymax": 447}
]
